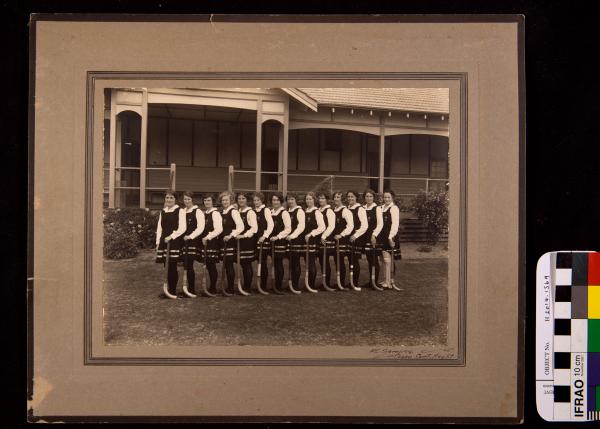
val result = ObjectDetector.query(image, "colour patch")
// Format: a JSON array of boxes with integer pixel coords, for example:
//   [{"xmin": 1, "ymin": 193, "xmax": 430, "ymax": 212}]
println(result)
[{"xmin": 537, "ymin": 251, "xmax": 600, "ymax": 422}]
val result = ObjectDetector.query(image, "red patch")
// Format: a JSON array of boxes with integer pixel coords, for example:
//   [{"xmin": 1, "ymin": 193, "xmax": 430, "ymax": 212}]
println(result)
[{"xmin": 588, "ymin": 252, "xmax": 600, "ymax": 285}]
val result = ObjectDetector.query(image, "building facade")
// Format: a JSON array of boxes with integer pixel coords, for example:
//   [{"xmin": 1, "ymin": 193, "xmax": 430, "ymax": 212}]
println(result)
[{"xmin": 104, "ymin": 87, "xmax": 449, "ymax": 208}]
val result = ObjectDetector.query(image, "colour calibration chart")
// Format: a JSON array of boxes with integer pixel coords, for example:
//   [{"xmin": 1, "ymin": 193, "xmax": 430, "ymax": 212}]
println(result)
[{"xmin": 537, "ymin": 251, "xmax": 600, "ymax": 422}]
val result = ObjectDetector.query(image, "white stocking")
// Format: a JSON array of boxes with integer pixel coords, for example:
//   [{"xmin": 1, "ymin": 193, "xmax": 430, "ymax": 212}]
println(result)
[{"xmin": 382, "ymin": 251, "xmax": 391, "ymax": 288}]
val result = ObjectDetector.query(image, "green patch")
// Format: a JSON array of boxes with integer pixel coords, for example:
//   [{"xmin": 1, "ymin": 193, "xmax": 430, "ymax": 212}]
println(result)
[{"xmin": 589, "ymin": 319, "xmax": 600, "ymax": 352}]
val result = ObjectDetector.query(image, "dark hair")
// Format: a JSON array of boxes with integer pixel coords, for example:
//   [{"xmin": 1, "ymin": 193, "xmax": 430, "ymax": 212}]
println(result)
[
  {"xmin": 316, "ymin": 192, "xmax": 330, "ymax": 200},
  {"xmin": 164, "ymin": 189, "xmax": 177, "ymax": 198},
  {"xmin": 182, "ymin": 190, "xmax": 194, "ymax": 199},
  {"xmin": 285, "ymin": 192, "xmax": 298, "ymax": 201},
  {"xmin": 383, "ymin": 189, "xmax": 396, "ymax": 198},
  {"xmin": 202, "ymin": 194, "xmax": 215, "ymax": 204},
  {"xmin": 219, "ymin": 191, "xmax": 235, "ymax": 204},
  {"xmin": 332, "ymin": 191, "xmax": 344, "ymax": 200},
  {"xmin": 252, "ymin": 192, "xmax": 265, "ymax": 202},
  {"xmin": 305, "ymin": 191, "xmax": 317, "ymax": 203},
  {"xmin": 363, "ymin": 188, "xmax": 377, "ymax": 198},
  {"xmin": 236, "ymin": 192, "xmax": 248, "ymax": 202},
  {"xmin": 271, "ymin": 193, "xmax": 283, "ymax": 204},
  {"xmin": 346, "ymin": 190, "xmax": 359, "ymax": 200}
]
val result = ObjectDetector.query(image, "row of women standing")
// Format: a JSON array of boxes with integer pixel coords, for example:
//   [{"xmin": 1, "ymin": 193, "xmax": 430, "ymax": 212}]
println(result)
[{"xmin": 155, "ymin": 189, "xmax": 401, "ymax": 298}]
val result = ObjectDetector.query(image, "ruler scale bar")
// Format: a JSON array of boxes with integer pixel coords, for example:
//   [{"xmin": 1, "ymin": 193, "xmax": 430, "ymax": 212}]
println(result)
[{"xmin": 536, "ymin": 251, "xmax": 600, "ymax": 422}]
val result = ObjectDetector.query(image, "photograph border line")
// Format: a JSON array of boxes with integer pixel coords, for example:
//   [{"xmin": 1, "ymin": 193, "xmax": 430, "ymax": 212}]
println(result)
[{"xmin": 85, "ymin": 72, "xmax": 467, "ymax": 367}]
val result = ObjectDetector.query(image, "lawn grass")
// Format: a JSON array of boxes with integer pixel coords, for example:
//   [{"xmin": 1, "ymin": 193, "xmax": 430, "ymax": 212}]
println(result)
[{"xmin": 103, "ymin": 249, "xmax": 448, "ymax": 347}]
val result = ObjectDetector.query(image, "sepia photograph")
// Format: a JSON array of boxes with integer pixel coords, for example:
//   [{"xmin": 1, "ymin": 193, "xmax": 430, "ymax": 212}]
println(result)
[
  {"xmin": 102, "ymin": 87, "xmax": 450, "ymax": 348},
  {"xmin": 28, "ymin": 15, "xmax": 525, "ymax": 421}
]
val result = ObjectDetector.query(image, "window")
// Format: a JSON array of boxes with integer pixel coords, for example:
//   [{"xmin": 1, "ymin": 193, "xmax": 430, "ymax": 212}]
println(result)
[
  {"xmin": 193, "ymin": 121, "xmax": 218, "ymax": 167},
  {"xmin": 389, "ymin": 135, "xmax": 410, "ymax": 175},
  {"xmin": 430, "ymin": 136, "xmax": 449, "ymax": 178},
  {"xmin": 218, "ymin": 122, "xmax": 241, "ymax": 168},
  {"xmin": 340, "ymin": 130, "xmax": 361, "ymax": 173},
  {"xmin": 296, "ymin": 129, "xmax": 319, "ymax": 171},
  {"xmin": 320, "ymin": 129, "xmax": 341, "ymax": 171},
  {"xmin": 148, "ymin": 117, "xmax": 168, "ymax": 165},
  {"xmin": 241, "ymin": 123, "xmax": 257, "ymax": 169},
  {"xmin": 409, "ymin": 135, "xmax": 430, "ymax": 175},
  {"xmin": 168, "ymin": 119, "xmax": 193, "ymax": 166}
]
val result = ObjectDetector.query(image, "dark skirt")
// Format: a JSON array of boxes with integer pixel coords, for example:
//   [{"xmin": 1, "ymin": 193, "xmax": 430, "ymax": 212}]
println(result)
[
  {"xmin": 378, "ymin": 236, "xmax": 402, "ymax": 260},
  {"xmin": 238, "ymin": 236, "xmax": 257, "ymax": 261},
  {"xmin": 288, "ymin": 236, "xmax": 306, "ymax": 254},
  {"xmin": 255, "ymin": 239, "xmax": 271, "ymax": 259},
  {"xmin": 272, "ymin": 238, "xmax": 288, "ymax": 256},
  {"xmin": 349, "ymin": 234, "xmax": 367, "ymax": 259},
  {"xmin": 155, "ymin": 236, "xmax": 183, "ymax": 263},
  {"xmin": 180, "ymin": 237, "xmax": 201, "ymax": 268},
  {"xmin": 363, "ymin": 239, "xmax": 382, "ymax": 257},
  {"xmin": 221, "ymin": 238, "xmax": 237, "ymax": 261},
  {"xmin": 301, "ymin": 235, "xmax": 320, "ymax": 257},
  {"xmin": 203, "ymin": 236, "xmax": 222, "ymax": 262},
  {"xmin": 320, "ymin": 236, "xmax": 350, "ymax": 257}
]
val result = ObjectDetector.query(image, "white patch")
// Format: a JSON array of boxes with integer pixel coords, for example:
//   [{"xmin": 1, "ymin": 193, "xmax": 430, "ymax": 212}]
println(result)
[
  {"xmin": 554, "ymin": 402, "xmax": 571, "ymax": 420},
  {"xmin": 554, "ymin": 369, "xmax": 570, "ymax": 386},
  {"xmin": 554, "ymin": 302, "xmax": 571, "ymax": 319},
  {"xmin": 553, "ymin": 335, "xmax": 571, "ymax": 352},
  {"xmin": 571, "ymin": 319, "xmax": 588, "ymax": 353},
  {"xmin": 555, "ymin": 269, "xmax": 572, "ymax": 285}
]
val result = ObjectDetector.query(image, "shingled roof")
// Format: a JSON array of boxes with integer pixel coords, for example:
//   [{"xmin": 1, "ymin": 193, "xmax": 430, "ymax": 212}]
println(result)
[{"xmin": 295, "ymin": 87, "xmax": 449, "ymax": 114}]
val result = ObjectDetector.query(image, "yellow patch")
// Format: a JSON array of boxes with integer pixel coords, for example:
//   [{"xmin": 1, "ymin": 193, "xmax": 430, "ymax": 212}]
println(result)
[{"xmin": 588, "ymin": 286, "xmax": 600, "ymax": 319}]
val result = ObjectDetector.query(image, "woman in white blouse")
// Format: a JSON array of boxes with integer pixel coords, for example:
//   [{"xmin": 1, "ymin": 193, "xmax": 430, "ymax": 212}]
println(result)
[
  {"xmin": 269, "ymin": 193, "xmax": 292, "ymax": 293},
  {"xmin": 252, "ymin": 192, "xmax": 274, "ymax": 294},
  {"xmin": 285, "ymin": 193, "xmax": 306, "ymax": 293},
  {"xmin": 235, "ymin": 193, "xmax": 258, "ymax": 293},
  {"xmin": 362, "ymin": 189, "xmax": 384, "ymax": 288},
  {"xmin": 220, "ymin": 191, "xmax": 245, "ymax": 295},
  {"xmin": 375, "ymin": 190, "xmax": 401, "ymax": 289},
  {"xmin": 317, "ymin": 192, "xmax": 336, "ymax": 291},
  {"xmin": 329, "ymin": 191, "xmax": 354, "ymax": 290},
  {"xmin": 201, "ymin": 194, "xmax": 223, "ymax": 295},
  {"xmin": 346, "ymin": 190, "xmax": 368, "ymax": 289},
  {"xmin": 180, "ymin": 191, "xmax": 206, "ymax": 298},
  {"xmin": 303, "ymin": 192, "xmax": 326, "ymax": 291},
  {"xmin": 155, "ymin": 190, "xmax": 187, "ymax": 299}
]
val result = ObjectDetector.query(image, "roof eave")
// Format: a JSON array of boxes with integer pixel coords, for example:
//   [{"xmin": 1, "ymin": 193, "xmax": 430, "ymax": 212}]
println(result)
[
  {"xmin": 316, "ymin": 103, "xmax": 449, "ymax": 115},
  {"xmin": 280, "ymin": 88, "xmax": 319, "ymax": 112}
]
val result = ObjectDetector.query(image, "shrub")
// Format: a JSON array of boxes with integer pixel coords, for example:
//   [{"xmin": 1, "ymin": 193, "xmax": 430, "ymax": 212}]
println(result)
[
  {"xmin": 410, "ymin": 190, "xmax": 449, "ymax": 245},
  {"xmin": 103, "ymin": 222, "xmax": 139, "ymax": 259},
  {"xmin": 396, "ymin": 196, "xmax": 413, "ymax": 212},
  {"xmin": 310, "ymin": 176, "xmax": 335, "ymax": 198},
  {"xmin": 103, "ymin": 208, "xmax": 161, "ymax": 259}
]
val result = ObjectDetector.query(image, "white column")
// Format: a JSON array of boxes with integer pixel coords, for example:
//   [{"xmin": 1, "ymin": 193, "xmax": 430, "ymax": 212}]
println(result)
[
  {"xmin": 278, "ymin": 127, "xmax": 284, "ymax": 191},
  {"xmin": 139, "ymin": 89, "xmax": 148, "ymax": 208},
  {"xmin": 115, "ymin": 116, "xmax": 123, "ymax": 207},
  {"xmin": 282, "ymin": 100, "xmax": 289, "ymax": 196},
  {"xmin": 378, "ymin": 116, "xmax": 385, "ymax": 194},
  {"xmin": 255, "ymin": 100, "xmax": 262, "ymax": 192},
  {"xmin": 108, "ymin": 90, "xmax": 117, "ymax": 208}
]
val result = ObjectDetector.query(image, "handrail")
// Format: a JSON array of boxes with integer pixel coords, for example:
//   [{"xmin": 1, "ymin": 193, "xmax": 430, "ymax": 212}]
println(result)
[
  {"xmin": 229, "ymin": 167, "xmax": 448, "ymax": 182},
  {"xmin": 108, "ymin": 163, "xmax": 176, "ymax": 208},
  {"xmin": 105, "ymin": 166, "xmax": 174, "ymax": 171},
  {"xmin": 228, "ymin": 164, "xmax": 447, "ymax": 197}
]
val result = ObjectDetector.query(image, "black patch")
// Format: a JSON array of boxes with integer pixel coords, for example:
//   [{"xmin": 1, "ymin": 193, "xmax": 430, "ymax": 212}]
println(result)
[
  {"xmin": 554, "ymin": 352, "xmax": 571, "ymax": 369},
  {"xmin": 555, "ymin": 286, "xmax": 571, "ymax": 302},
  {"xmin": 554, "ymin": 385, "xmax": 570, "ymax": 402},
  {"xmin": 554, "ymin": 319, "xmax": 571, "ymax": 335},
  {"xmin": 556, "ymin": 252, "xmax": 573, "ymax": 268},
  {"xmin": 572, "ymin": 252, "xmax": 589, "ymax": 286}
]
